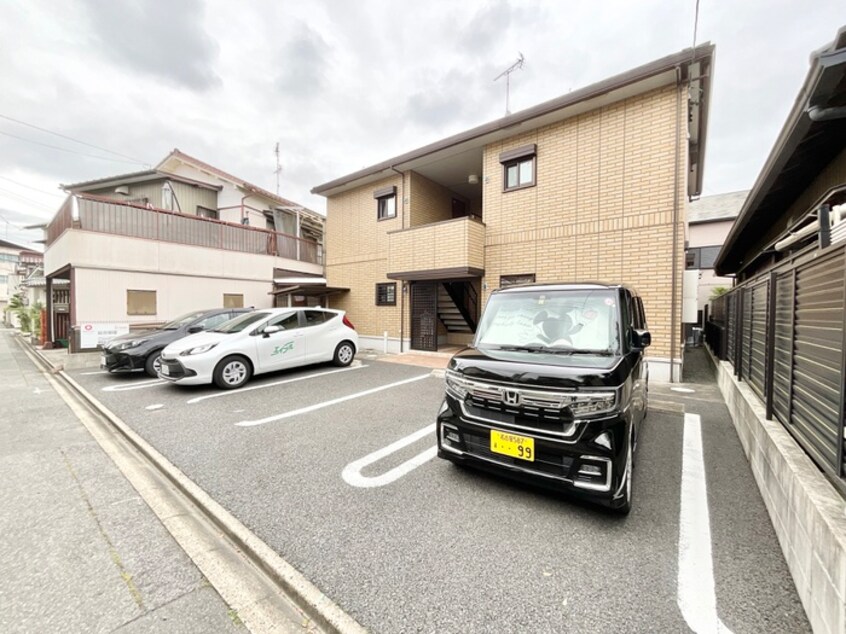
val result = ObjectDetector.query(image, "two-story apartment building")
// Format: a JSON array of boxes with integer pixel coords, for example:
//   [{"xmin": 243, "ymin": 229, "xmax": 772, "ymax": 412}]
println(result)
[
  {"xmin": 313, "ymin": 44, "xmax": 714, "ymax": 381},
  {"xmin": 43, "ymin": 149, "xmax": 324, "ymax": 350}
]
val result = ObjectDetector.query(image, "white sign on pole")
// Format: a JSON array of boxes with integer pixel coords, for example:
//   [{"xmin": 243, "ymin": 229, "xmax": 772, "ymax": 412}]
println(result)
[{"xmin": 80, "ymin": 323, "xmax": 130, "ymax": 349}]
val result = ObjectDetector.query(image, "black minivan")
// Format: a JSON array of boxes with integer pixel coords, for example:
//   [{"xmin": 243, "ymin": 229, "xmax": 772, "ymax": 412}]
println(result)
[{"xmin": 436, "ymin": 283, "xmax": 650, "ymax": 514}]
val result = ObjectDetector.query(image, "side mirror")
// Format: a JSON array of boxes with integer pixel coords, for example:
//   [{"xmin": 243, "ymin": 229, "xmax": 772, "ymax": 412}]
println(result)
[
  {"xmin": 187, "ymin": 325, "xmax": 203, "ymax": 333},
  {"xmin": 263, "ymin": 325, "xmax": 281, "ymax": 337},
  {"xmin": 633, "ymin": 329, "xmax": 651, "ymax": 349}
]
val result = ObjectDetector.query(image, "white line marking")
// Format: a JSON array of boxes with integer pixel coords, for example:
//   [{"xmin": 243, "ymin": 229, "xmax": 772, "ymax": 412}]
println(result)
[
  {"xmin": 671, "ymin": 387, "xmax": 696, "ymax": 394},
  {"xmin": 678, "ymin": 412, "xmax": 733, "ymax": 634},
  {"xmin": 102, "ymin": 379, "xmax": 166, "ymax": 392},
  {"xmin": 33, "ymin": 387, "xmax": 42, "ymax": 394},
  {"xmin": 187, "ymin": 365, "xmax": 364, "ymax": 404},
  {"xmin": 81, "ymin": 370, "xmax": 109, "ymax": 375},
  {"xmin": 235, "ymin": 374, "xmax": 431, "ymax": 427},
  {"xmin": 145, "ymin": 404, "xmax": 164, "ymax": 411},
  {"xmin": 342, "ymin": 424, "xmax": 437, "ymax": 488}
]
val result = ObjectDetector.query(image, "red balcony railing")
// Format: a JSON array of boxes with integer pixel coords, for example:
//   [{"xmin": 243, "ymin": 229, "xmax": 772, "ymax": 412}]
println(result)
[{"xmin": 45, "ymin": 195, "xmax": 323, "ymax": 265}]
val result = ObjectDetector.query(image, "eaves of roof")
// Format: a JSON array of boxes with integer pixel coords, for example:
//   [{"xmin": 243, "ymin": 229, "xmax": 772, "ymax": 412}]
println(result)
[
  {"xmin": 312, "ymin": 43, "xmax": 714, "ymax": 197},
  {"xmin": 715, "ymin": 26, "xmax": 846, "ymax": 276}
]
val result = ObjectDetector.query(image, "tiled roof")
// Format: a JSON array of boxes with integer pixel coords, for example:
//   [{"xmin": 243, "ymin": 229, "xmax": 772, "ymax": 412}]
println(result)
[
  {"xmin": 162, "ymin": 149, "xmax": 323, "ymax": 223},
  {"xmin": 687, "ymin": 190, "xmax": 749, "ymax": 224}
]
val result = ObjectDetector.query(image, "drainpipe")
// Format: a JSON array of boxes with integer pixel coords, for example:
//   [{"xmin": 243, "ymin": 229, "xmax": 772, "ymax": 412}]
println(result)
[
  {"xmin": 807, "ymin": 105, "xmax": 846, "ymax": 122},
  {"xmin": 670, "ymin": 67, "xmax": 683, "ymax": 383},
  {"xmin": 391, "ymin": 166, "xmax": 406, "ymax": 352}
]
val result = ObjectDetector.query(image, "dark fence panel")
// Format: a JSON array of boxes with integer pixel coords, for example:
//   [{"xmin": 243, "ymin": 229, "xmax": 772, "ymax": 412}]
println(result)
[{"xmin": 707, "ymin": 242, "xmax": 846, "ymax": 491}]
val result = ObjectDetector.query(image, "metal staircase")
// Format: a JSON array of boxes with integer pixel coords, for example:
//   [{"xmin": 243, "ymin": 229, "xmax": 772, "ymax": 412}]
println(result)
[{"xmin": 437, "ymin": 282, "xmax": 478, "ymax": 333}]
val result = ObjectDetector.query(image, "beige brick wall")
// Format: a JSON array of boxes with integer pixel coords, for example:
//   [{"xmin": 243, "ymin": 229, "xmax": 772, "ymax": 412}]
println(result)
[
  {"xmin": 387, "ymin": 217, "xmax": 485, "ymax": 274},
  {"xmin": 325, "ymin": 174, "xmax": 407, "ymax": 340},
  {"xmin": 408, "ymin": 171, "xmax": 455, "ymax": 227},
  {"xmin": 325, "ymin": 84, "xmax": 689, "ymax": 360},
  {"xmin": 482, "ymin": 85, "xmax": 687, "ymax": 360}
]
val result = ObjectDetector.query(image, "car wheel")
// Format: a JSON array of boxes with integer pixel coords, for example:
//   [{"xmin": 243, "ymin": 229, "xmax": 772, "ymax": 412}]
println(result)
[
  {"xmin": 333, "ymin": 341, "xmax": 355, "ymax": 367},
  {"xmin": 213, "ymin": 356, "xmax": 252, "ymax": 390},
  {"xmin": 615, "ymin": 431, "xmax": 634, "ymax": 516},
  {"xmin": 144, "ymin": 351, "xmax": 163, "ymax": 378}
]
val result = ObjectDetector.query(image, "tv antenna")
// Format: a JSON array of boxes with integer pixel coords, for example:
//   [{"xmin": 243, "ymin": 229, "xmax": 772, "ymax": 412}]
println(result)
[
  {"xmin": 494, "ymin": 53, "xmax": 525, "ymax": 116},
  {"xmin": 274, "ymin": 142, "xmax": 282, "ymax": 195}
]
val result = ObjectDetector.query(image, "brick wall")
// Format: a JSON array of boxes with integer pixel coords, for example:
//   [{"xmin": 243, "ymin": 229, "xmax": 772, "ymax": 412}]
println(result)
[{"xmin": 482, "ymin": 84, "xmax": 687, "ymax": 360}]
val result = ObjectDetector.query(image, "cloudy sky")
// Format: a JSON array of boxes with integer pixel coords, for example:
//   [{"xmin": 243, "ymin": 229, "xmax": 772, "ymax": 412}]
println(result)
[{"xmin": 0, "ymin": 0, "xmax": 843, "ymax": 249}]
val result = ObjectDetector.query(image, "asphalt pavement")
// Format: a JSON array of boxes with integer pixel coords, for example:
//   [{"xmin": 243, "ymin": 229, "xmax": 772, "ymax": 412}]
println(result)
[
  {"xmin": 0, "ymin": 330, "xmax": 241, "ymax": 633},
  {"xmin": 63, "ymin": 348, "xmax": 810, "ymax": 633}
]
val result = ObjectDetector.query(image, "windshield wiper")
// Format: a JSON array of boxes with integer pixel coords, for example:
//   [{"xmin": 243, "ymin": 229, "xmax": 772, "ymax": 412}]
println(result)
[{"xmin": 497, "ymin": 344, "xmax": 614, "ymax": 355}]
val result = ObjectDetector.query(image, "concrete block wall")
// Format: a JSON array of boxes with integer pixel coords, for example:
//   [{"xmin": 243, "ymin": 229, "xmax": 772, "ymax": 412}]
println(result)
[{"xmin": 714, "ymin": 355, "xmax": 846, "ymax": 634}]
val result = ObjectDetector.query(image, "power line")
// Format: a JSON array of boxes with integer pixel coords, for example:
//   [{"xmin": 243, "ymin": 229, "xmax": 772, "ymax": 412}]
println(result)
[
  {"xmin": 0, "ymin": 186, "xmax": 57, "ymax": 211},
  {"xmin": 0, "ymin": 113, "xmax": 149, "ymax": 165},
  {"xmin": 0, "ymin": 130, "xmax": 147, "ymax": 166},
  {"xmin": 0, "ymin": 175, "xmax": 64, "ymax": 198}
]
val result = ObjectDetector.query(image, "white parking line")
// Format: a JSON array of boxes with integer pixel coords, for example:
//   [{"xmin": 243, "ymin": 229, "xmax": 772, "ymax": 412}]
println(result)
[
  {"xmin": 235, "ymin": 374, "xmax": 431, "ymax": 427},
  {"xmin": 342, "ymin": 424, "xmax": 437, "ymax": 488},
  {"xmin": 672, "ymin": 387, "xmax": 696, "ymax": 394},
  {"xmin": 81, "ymin": 370, "xmax": 109, "ymax": 375},
  {"xmin": 678, "ymin": 412, "xmax": 733, "ymax": 634},
  {"xmin": 186, "ymin": 365, "xmax": 365, "ymax": 404},
  {"xmin": 102, "ymin": 379, "xmax": 166, "ymax": 392}
]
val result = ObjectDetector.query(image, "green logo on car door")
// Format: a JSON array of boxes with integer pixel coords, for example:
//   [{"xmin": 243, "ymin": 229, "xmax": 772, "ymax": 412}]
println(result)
[{"xmin": 271, "ymin": 342, "xmax": 295, "ymax": 357}]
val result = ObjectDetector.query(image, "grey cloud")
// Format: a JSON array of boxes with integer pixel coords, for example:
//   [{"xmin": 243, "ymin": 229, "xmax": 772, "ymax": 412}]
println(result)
[
  {"xmin": 402, "ymin": 65, "xmax": 501, "ymax": 130},
  {"xmin": 275, "ymin": 24, "xmax": 331, "ymax": 98},
  {"xmin": 78, "ymin": 0, "xmax": 220, "ymax": 90},
  {"xmin": 460, "ymin": 0, "xmax": 535, "ymax": 54}
]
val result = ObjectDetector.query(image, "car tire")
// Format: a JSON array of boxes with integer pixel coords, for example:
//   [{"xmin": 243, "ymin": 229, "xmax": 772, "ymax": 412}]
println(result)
[
  {"xmin": 213, "ymin": 355, "xmax": 252, "ymax": 390},
  {"xmin": 615, "ymin": 430, "xmax": 634, "ymax": 516},
  {"xmin": 333, "ymin": 341, "xmax": 355, "ymax": 367},
  {"xmin": 144, "ymin": 351, "xmax": 163, "ymax": 378}
]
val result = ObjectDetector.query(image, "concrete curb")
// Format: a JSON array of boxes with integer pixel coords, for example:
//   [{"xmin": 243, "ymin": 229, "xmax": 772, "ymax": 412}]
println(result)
[{"xmin": 21, "ymin": 338, "xmax": 367, "ymax": 634}]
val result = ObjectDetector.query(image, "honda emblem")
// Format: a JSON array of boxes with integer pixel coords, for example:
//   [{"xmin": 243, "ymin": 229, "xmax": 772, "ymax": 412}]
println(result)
[{"xmin": 503, "ymin": 389, "xmax": 521, "ymax": 406}]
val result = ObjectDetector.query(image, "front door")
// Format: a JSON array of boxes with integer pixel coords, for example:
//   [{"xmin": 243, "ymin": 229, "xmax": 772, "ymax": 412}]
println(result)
[{"xmin": 411, "ymin": 282, "xmax": 438, "ymax": 351}]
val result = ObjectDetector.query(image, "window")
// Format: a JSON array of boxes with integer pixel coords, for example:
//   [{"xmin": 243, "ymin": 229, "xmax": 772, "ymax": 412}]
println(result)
[
  {"xmin": 195, "ymin": 313, "xmax": 231, "ymax": 331},
  {"xmin": 500, "ymin": 274, "xmax": 535, "ymax": 288},
  {"xmin": 374, "ymin": 185, "xmax": 397, "ymax": 220},
  {"xmin": 303, "ymin": 310, "xmax": 327, "ymax": 326},
  {"xmin": 376, "ymin": 283, "xmax": 396, "ymax": 306},
  {"xmin": 0, "ymin": 275, "xmax": 7, "ymax": 284},
  {"xmin": 685, "ymin": 246, "xmax": 722, "ymax": 270},
  {"xmin": 500, "ymin": 144, "xmax": 537, "ymax": 191},
  {"xmin": 266, "ymin": 311, "xmax": 301, "ymax": 331},
  {"xmin": 127, "ymin": 290, "xmax": 156, "ymax": 315},
  {"xmin": 197, "ymin": 206, "xmax": 218, "ymax": 220},
  {"xmin": 223, "ymin": 293, "xmax": 244, "ymax": 308}
]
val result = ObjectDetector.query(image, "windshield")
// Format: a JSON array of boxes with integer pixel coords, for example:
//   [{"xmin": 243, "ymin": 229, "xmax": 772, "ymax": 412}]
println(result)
[
  {"xmin": 161, "ymin": 310, "xmax": 208, "ymax": 330},
  {"xmin": 212, "ymin": 311, "xmax": 271, "ymax": 333},
  {"xmin": 475, "ymin": 289, "xmax": 621, "ymax": 354}
]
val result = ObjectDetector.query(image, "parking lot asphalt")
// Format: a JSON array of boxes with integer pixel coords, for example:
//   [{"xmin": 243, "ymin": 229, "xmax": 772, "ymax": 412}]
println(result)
[{"xmin": 66, "ymin": 354, "xmax": 810, "ymax": 633}]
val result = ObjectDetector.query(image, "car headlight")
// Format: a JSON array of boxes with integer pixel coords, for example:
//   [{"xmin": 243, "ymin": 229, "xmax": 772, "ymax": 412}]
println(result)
[
  {"xmin": 180, "ymin": 343, "xmax": 218, "ymax": 356},
  {"xmin": 567, "ymin": 392, "xmax": 617, "ymax": 416},
  {"xmin": 115, "ymin": 340, "xmax": 144, "ymax": 351},
  {"xmin": 445, "ymin": 369, "xmax": 470, "ymax": 400}
]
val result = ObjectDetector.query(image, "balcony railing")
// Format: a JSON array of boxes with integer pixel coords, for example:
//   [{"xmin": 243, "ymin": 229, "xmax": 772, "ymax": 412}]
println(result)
[
  {"xmin": 45, "ymin": 195, "xmax": 323, "ymax": 265},
  {"xmin": 387, "ymin": 216, "xmax": 485, "ymax": 279}
]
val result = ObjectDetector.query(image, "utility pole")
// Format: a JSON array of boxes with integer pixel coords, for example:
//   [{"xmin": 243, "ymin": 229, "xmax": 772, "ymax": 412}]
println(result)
[{"xmin": 494, "ymin": 53, "xmax": 525, "ymax": 116}]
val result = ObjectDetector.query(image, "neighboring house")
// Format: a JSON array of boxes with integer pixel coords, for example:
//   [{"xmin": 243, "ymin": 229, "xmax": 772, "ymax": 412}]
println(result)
[
  {"xmin": 312, "ymin": 44, "xmax": 715, "ymax": 381},
  {"xmin": 681, "ymin": 190, "xmax": 747, "ymax": 342},
  {"xmin": 0, "ymin": 238, "xmax": 39, "ymax": 326},
  {"xmin": 709, "ymin": 27, "xmax": 846, "ymax": 633},
  {"xmin": 42, "ymin": 149, "xmax": 325, "ymax": 350}
]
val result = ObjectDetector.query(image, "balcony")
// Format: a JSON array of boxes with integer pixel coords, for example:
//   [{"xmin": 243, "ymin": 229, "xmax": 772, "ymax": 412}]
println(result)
[
  {"xmin": 45, "ymin": 195, "xmax": 323, "ymax": 265},
  {"xmin": 387, "ymin": 216, "xmax": 485, "ymax": 280}
]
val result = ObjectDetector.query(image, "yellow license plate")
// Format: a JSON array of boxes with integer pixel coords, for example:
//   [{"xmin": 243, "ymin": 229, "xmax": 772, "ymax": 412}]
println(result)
[{"xmin": 490, "ymin": 430, "xmax": 535, "ymax": 462}]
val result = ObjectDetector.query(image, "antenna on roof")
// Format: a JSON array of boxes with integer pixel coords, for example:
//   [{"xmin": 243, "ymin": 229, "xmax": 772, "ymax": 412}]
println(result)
[
  {"xmin": 274, "ymin": 142, "xmax": 281, "ymax": 196},
  {"xmin": 494, "ymin": 52, "xmax": 525, "ymax": 116}
]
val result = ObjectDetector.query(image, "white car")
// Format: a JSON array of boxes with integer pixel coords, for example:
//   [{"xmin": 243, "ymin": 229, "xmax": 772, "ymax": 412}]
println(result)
[{"xmin": 158, "ymin": 308, "xmax": 358, "ymax": 389}]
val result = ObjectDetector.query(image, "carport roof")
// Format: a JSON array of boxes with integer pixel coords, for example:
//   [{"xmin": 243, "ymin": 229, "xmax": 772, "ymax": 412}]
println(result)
[
  {"xmin": 270, "ymin": 285, "xmax": 350, "ymax": 296},
  {"xmin": 715, "ymin": 26, "xmax": 846, "ymax": 276}
]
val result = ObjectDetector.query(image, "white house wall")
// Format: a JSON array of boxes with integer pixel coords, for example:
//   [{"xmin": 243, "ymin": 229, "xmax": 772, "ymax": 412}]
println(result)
[
  {"xmin": 73, "ymin": 268, "xmax": 273, "ymax": 323},
  {"xmin": 44, "ymin": 230, "xmax": 323, "ymax": 280}
]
